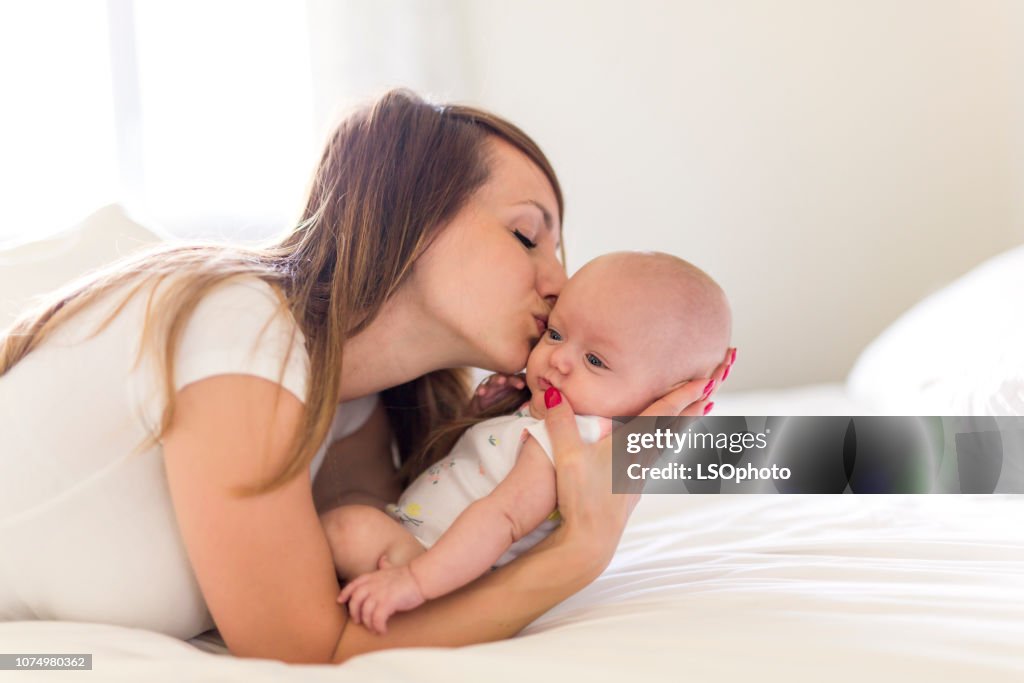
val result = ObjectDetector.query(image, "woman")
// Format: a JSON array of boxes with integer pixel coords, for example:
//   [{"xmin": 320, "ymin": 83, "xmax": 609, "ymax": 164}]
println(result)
[{"xmin": 0, "ymin": 89, "xmax": 733, "ymax": 663}]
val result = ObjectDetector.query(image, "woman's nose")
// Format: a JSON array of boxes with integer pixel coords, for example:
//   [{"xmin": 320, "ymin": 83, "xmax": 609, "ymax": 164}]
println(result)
[{"xmin": 537, "ymin": 253, "xmax": 568, "ymax": 309}]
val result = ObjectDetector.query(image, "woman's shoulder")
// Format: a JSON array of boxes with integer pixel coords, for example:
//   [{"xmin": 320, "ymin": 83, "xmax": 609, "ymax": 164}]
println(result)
[
  {"xmin": 179, "ymin": 273, "xmax": 302, "ymax": 340},
  {"xmin": 190, "ymin": 273, "xmax": 293, "ymax": 314},
  {"xmin": 154, "ymin": 272, "xmax": 310, "ymax": 404}
]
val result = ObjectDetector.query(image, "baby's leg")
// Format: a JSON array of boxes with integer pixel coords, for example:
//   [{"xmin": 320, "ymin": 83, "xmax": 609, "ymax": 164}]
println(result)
[{"xmin": 319, "ymin": 504, "xmax": 425, "ymax": 580}]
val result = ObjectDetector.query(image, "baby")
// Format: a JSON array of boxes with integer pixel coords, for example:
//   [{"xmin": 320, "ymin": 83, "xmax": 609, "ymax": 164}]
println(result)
[{"xmin": 327, "ymin": 251, "xmax": 732, "ymax": 633}]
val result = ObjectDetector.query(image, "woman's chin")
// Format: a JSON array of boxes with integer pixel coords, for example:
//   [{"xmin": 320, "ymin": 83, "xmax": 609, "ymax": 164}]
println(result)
[{"xmin": 480, "ymin": 344, "xmax": 530, "ymax": 376}]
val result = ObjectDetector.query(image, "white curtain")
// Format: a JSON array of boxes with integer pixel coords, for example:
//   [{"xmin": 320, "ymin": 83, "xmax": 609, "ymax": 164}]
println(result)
[
  {"xmin": 0, "ymin": 1, "xmax": 121, "ymax": 247},
  {"xmin": 0, "ymin": 0, "xmax": 471, "ymax": 248},
  {"xmin": 306, "ymin": 0, "xmax": 471, "ymax": 131}
]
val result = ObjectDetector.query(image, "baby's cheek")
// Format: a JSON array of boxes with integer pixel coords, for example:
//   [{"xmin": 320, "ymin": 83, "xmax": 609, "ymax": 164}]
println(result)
[{"xmin": 585, "ymin": 381, "xmax": 648, "ymax": 418}]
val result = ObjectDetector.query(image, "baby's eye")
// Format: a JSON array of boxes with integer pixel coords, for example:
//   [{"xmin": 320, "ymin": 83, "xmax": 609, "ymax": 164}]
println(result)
[
  {"xmin": 547, "ymin": 328, "xmax": 563, "ymax": 342},
  {"xmin": 586, "ymin": 353, "xmax": 605, "ymax": 368},
  {"xmin": 513, "ymin": 229, "xmax": 537, "ymax": 249}
]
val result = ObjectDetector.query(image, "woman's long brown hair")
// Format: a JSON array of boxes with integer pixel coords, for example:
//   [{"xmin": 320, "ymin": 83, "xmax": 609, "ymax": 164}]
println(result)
[{"xmin": 0, "ymin": 88, "xmax": 564, "ymax": 495}]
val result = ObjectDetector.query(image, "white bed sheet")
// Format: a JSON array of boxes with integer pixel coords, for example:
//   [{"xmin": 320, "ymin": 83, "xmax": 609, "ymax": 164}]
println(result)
[
  {"xmin": 3, "ymin": 383, "xmax": 1023, "ymax": 682},
  {"xmin": 712, "ymin": 382, "xmax": 881, "ymax": 416}
]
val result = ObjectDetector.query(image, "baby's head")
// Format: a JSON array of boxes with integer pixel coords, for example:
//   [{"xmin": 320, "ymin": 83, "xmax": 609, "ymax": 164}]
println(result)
[{"xmin": 526, "ymin": 251, "xmax": 731, "ymax": 418}]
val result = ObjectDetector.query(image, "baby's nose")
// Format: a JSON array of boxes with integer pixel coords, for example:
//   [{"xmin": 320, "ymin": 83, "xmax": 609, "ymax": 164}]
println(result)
[{"xmin": 549, "ymin": 347, "xmax": 572, "ymax": 374}]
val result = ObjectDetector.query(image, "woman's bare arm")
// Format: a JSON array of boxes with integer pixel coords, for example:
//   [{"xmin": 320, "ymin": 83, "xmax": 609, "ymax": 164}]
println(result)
[
  {"xmin": 162, "ymin": 374, "xmax": 345, "ymax": 663},
  {"xmin": 162, "ymin": 369, "xmax": 721, "ymax": 664},
  {"xmin": 162, "ymin": 374, "xmax": 599, "ymax": 664}
]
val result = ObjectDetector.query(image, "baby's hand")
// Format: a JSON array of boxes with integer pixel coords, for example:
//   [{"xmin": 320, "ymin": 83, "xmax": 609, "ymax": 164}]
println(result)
[
  {"xmin": 470, "ymin": 372, "xmax": 527, "ymax": 414},
  {"xmin": 337, "ymin": 558, "xmax": 425, "ymax": 635}
]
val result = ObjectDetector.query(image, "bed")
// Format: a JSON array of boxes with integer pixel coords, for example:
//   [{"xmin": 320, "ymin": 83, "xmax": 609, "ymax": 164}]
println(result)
[
  {"xmin": 2, "ymin": 208, "xmax": 1023, "ymax": 681},
  {"xmin": 2, "ymin": 382, "xmax": 1022, "ymax": 682}
]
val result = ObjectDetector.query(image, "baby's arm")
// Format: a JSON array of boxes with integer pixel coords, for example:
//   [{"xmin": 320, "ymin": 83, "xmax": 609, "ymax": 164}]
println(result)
[
  {"xmin": 412, "ymin": 436, "xmax": 557, "ymax": 596},
  {"xmin": 339, "ymin": 436, "xmax": 557, "ymax": 633}
]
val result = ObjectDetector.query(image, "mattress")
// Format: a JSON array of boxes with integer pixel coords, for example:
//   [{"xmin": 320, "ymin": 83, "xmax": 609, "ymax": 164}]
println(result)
[{"xmin": 3, "ymin": 384, "xmax": 1023, "ymax": 682}]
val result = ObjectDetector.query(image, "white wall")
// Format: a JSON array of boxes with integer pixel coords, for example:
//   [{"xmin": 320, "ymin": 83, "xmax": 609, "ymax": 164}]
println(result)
[{"xmin": 457, "ymin": 0, "xmax": 1023, "ymax": 390}]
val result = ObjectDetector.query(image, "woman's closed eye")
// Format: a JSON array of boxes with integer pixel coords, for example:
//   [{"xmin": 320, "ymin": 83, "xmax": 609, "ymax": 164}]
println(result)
[{"xmin": 513, "ymin": 229, "xmax": 537, "ymax": 249}]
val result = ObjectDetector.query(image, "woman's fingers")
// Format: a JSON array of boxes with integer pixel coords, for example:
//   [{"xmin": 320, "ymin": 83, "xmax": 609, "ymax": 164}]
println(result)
[
  {"xmin": 722, "ymin": 347, "xmax": 737, "ymax": 382},
  {"xmin": 634, "ymin": 347, "xmax": 736, "ymax": 420},
  {"xmin": 680, "ymin": 399, "xmax": 714, "ymax": 417},
  {"xmin": 541, "ymin": 389, "xmax": 583, "ymax": 467},
  {"xmin": 639, "ymin": 347, "xmax": 734, "ymax": 418},
  {"xmin": 541, "ymin": 387, "xmax": 643, "ymax": 570},
  {"xmin": 640, "ymin": 378, "xmax": 712, "ymax": 417},
  {"xmin": 708, "ymin": 347, "xmax": 736, "ymax": 389}
]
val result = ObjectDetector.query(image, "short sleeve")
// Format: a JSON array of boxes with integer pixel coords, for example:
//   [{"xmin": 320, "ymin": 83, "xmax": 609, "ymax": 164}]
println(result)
[
  {"xmin": 524, "ymin": 415, "xmax": 605, "ymax": 465},
  {"xmin": 173, "ymin": 276, "xmax": 309, "ymax": 403}
]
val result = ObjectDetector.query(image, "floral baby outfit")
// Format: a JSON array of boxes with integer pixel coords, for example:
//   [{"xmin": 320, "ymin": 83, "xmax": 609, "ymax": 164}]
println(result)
[{"xmin": 387, "ymin": 405, "xmax": 604, "ymax": 567}]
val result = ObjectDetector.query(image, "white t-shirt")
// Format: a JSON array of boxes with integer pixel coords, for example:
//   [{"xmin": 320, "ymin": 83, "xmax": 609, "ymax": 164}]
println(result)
[{"xmin": 0, "ymin": 274, "xmax": 377, "ymax": 639}]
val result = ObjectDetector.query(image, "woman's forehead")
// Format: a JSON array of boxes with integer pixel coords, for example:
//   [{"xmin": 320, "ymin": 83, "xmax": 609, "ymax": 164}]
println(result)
[{"xmin": 485, "ymin": 139, "xmax": 560, "ymax": 225}]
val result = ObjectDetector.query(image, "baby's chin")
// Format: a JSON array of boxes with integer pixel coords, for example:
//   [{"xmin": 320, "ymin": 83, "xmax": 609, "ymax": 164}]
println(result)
[
  {"xmin": 527, "ymin": 390, "xmax": 602, "ymax": 420},
  {"xmin": 525, "ymin": 386, "xmax": 644, "ymax": 420},
  {"xmin": 560, "ymin": 398, "xmax": 626, "ymax": 420}
]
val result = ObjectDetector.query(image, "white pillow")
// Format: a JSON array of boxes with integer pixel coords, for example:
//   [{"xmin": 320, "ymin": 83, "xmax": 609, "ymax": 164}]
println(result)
[
  {"xmin": 847, "ymin": 244, "xmax": 1024, "ymax": 415},
  {"xmin": 0, "ymin": 204, "xmax": 163, "ymax": 330}
]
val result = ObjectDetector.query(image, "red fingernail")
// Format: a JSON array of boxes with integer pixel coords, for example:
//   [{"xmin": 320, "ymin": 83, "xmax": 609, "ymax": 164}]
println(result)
[
  {"xmin": 702, "ymin": 379, "xmax": 716, "ymax": 400},
  {"xmin": 703, "ymin": 402, "xmax": 715, "ymax": 416},
  {"xmin": 731, "ymin": 348, "xmax": 738, "ymax": 364},
  {"xmin": 722, "ymin": 365, "xmax": 731, "ymax": 381},
  {"xmin": 544, "ymin": 386, "xmax": 562, "ymax": 408}
]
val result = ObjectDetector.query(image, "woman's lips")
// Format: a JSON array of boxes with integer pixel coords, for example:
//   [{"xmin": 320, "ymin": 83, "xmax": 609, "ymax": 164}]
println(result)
[{"xmin": 534, "ymin": 316, "xmax": 548, "ymax": 336}]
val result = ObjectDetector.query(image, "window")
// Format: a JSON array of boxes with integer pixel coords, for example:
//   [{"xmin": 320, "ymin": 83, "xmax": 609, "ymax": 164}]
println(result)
[{"xmin": 0, "ymin": 0, "xmax": 316, "ymax": 246}]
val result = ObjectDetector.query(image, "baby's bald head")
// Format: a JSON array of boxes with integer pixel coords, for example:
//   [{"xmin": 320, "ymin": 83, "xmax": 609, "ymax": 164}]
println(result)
[
  {"xmin": 526, "ymin": 251, "xmax": 732, "ymax": 418},
  {"xmin": 571, "ymin": 251, "xmax": 731, "ymax": 392}
]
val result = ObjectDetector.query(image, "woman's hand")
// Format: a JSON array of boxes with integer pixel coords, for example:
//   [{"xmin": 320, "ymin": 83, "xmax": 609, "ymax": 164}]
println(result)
[
  {"xmin": 651, "ymin": 346, "xmax": 737, "ymax": 417},
  {"xmin": 541, "ymin": 347, "xmax": 737, "ymax": 572},
  {"xmin": 469, "ymin": 372, "xmax": 527, "ymax": 414}
]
